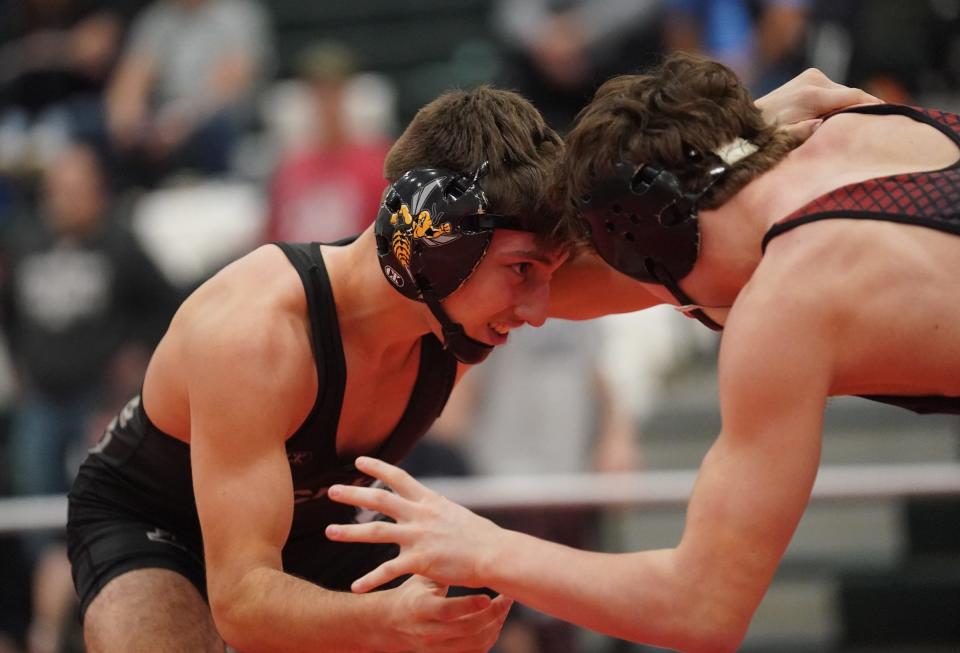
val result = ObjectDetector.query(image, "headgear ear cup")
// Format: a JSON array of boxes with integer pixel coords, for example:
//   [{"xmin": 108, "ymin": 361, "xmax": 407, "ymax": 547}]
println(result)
[
  {"xmin": 375, "ymin": 165, "xmax": 535, "ymax": 363},
  {"xmin": 579, "ymin": 162, "xmax": 702, "ymax": 283},
  {"xmin": 579, "ymin": 161, "xmax": 725, "ymax": 331}
]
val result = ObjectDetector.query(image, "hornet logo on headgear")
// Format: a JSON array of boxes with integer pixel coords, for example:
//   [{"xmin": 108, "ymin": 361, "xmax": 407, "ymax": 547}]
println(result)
[{"xmin": 389, "ymin": 178, "xmax": 459, "ymax": 269}]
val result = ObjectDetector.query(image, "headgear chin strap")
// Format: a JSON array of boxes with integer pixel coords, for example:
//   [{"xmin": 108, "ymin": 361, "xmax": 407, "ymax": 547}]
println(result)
[
  {"xmin": 578, "ymin": 160, "xmax": 727, "ymax": 331},
  {"xmin": 375, "ymin": 163, "xmax": 532, "ymax": 363},
  {"xmin": 419, "ymin": 282, "xmax": 494, "ymax": 364}
]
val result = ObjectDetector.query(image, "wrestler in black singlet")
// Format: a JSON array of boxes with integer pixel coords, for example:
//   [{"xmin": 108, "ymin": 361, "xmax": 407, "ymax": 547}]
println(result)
[
  {"xmin": 67, "ymin": 241, "xmax": 458, "ymax": 617},
  {"xmin": 762, "ymin": 104, "xmax": 960, "ymax": 414}
]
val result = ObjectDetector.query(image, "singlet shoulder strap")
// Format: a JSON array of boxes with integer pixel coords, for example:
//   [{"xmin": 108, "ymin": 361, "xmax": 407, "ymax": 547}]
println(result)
[
  {"xmin": 762, "ymin": 104, "xmax": 960, "ymax": 252},
  {"xmin": 272, "ymin": 242, "xmax": 346, "ymax": 460},
  {"xmin": 823, "ymin": 103, "xmax": 960, "ymax": 146},
  {"xmin": 377, "ymin": 334, "xmax": 458, "ymax": 463}
]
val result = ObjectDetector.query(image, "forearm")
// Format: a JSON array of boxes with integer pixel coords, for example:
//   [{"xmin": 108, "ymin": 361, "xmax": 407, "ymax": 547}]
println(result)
[
  {"xmin": 548, "ymin": 251, "xmax": 661, "ymax": 320},
  {"xmin": 214, "ymin": 566, "xmax": 392, "ymax": 653},
  {"xmin": 479, "ymin": 531, "xmax": 734, "ymax": 651}
]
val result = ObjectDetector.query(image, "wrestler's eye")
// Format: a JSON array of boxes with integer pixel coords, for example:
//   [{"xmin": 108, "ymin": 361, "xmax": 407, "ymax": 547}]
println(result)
[{"xmin": 511, "ymin": 262, "xmax": 531, "ymax": 277}]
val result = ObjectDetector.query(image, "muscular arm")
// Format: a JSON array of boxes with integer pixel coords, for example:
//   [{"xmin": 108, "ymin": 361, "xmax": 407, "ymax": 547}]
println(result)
[
  {"xmin": 188, "ymin": 311, "xmax": 506, "ymax": 653},
  {"xmin": 187, "ymin": 315, "xmax": 392, "ymax": 653},
  {"xmin": 497, "ymin": 284, "xmax": 832, "ymax": 649},
  {"xmin": 328, "ymin": 280, "xmax": 834, "ymax": 651}
]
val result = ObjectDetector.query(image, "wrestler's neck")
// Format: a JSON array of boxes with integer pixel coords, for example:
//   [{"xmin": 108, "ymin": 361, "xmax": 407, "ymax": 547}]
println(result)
[
  {"xmin": 676, "ymin": 136, "xmax": 846, "ymax": 309},
  {"xmin": 676, "ymin": 198, "xmax": 770, "ymax": 310},
  {"xmin": 322, "ymin": 227, "xmax": 435, "ymax": 365}
]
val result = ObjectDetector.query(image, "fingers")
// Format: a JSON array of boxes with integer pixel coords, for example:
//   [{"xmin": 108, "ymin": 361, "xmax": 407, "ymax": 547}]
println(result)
[
  {"xmin": 350, "ymin": 557, "xmax": 413, "ymax": 593},
  {"xmin": 327, "ymin": 484, "xmax": 410, "ymax": 520},
  {"xmin": 445, "ymin": 594, "xmax": 512, "ymax": 628},
  {"xmin": 807, "ymin": 85, "xmax": 882, "ymax": 116},
  {"xmin": 432, "ymin": 593, "xmax": 493, "ymax": 621},
  {"xmin": 355, "ymin": 456, "xmax": 429, "ymax": 500},
  {"xmin": 840, "ymin": 87, "xmax": 883, "ymax": 107},
  {"xmin": 325, "ymin": 520, "xmax": 404, "ymax": 545},
  {"xmin": 429, "ymin": 595, "xmax": 514, "ymax": 653},
  {"xmin": 757, "ymin": 67, "xmax": 884, "ymax": 132}
]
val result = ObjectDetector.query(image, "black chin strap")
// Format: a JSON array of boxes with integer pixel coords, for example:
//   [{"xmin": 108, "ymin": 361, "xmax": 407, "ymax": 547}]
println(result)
[
  {"xmin": 415, "ymin": 274, "xmax": 493, "ymax": 364},
  {"xmin": 649, "ymin": 262, "xmax": 724, "ymax": 332}
]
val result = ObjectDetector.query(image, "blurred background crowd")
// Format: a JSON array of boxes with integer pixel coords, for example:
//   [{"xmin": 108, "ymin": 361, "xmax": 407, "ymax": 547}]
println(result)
[{"xmin": 0, "ymin": 1, "xmax": 959, "ymax": 652}]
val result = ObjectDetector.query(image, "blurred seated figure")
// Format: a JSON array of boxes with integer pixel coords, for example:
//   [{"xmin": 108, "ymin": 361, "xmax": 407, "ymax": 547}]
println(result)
[
  {"xmin": 492, "ymin": 0, "xmax": 667, "ymax": 132},
  {"xmin": 0, "ymin": 143, "xmax": 179, "ymax": 653},
  {"xmin": 664, "ymin": 0, "xmax": 810, "ymax": 94},
  {"xmin": 264, "ymin": 41, "xmax": 393, "ymax": 244},
  {"xmin": 0, "ymin": 0, "xmax": 121, "ymax": 172},
  {"xmin": 100, "ymin": 0, "xmax": 273, "ymax": 187}
]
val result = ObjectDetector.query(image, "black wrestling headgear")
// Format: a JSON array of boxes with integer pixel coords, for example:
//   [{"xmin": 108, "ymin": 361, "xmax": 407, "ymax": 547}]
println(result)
[
  {"xmin": 578, "ymin": 160, "xmax": 727, "ymax": 331},
  {"xmin": 375, "ymin": 163, "xmax": 531, "ymax": 363}
]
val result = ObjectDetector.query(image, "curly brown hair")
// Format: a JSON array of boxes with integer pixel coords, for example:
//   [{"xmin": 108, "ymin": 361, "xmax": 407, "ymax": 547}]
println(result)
[
  {"xmin": 385, "ymin": 86, "xmax": 573, "ymax": 247},
  {"xmin": 556, "ymin": 52, "xmax": 801, "ymax": 236}
]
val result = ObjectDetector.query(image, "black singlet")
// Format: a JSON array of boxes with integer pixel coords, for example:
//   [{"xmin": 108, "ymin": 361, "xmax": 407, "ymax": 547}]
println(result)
[
  {"xmin": 762, "ymin": 104, "xmax": 960, "ymax": 414},
  {"xmin": 72, "ymin": 241, "xmax": 457, "ymax": 580}
]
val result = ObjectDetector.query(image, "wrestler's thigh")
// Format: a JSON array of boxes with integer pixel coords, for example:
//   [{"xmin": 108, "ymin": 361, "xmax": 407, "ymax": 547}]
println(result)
[{"xmin": 83, "ymin": 568, "xmax": 225, "ymax": 653}]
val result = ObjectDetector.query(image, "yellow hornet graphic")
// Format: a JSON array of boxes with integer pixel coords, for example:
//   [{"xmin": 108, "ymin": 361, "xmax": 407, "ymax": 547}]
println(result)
[
  {"xmin": 391, "ymin": 230, "xmax": 411, "ymax": 268},
  {"xmin": 390, "ymin": 204, "xmax": 453, "ymax": 267}
]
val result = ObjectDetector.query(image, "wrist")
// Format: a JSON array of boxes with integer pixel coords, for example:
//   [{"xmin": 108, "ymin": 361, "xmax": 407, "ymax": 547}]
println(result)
[
  {"xmin": 475, "ymin": 516, "xmax": 508, "ymax": 588},
  {"xmin": 366, "ymin": 589, "xmax": 407, "ymax": 653}
]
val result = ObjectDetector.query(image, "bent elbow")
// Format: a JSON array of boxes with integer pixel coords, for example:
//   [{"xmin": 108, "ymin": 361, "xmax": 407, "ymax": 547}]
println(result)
[
  {"xmin": 680, "ymin": 605, "xmax": 751, "ymax": 653},
  {"xmin": 685, "ymin": 622, "xmax": 749, "ymax": 653},
  {"xmin": 209, "ymin": 579, "xmax": 256, "ymax": 652},
  {"xmin": 648, "ymin": 588, "xmax": 751, "ymax": 653}
]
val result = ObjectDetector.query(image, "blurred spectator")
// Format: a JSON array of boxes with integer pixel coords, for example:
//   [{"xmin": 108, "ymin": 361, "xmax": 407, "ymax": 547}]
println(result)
[
  {"xmin": 664, "ymin": 0, "xmax": 810, "ymax": 94},
  {"xmin": 807, "ymin": 0, "xmax": 960, "ymax": 106},
  {"xmin": 98, "ymin": 0, "xmax": 273, "ymax": 187},
  {"xmin": 0, "ymin": 143, "xmax": 179, "ymax": 653},
  {"xmin": 0, "ymin": 0, "xmax": 122, "ymax": 172},
  {"xmin": 264, "ymin": 41, "xmax": 391, "ymax": 243},
  {"xmin": 492, "ymin": 0, "xmax": 667, "ymax": 132},
  {"xmin": 426, "ymin": 318, "xmax": 641, "ymax": 653}
]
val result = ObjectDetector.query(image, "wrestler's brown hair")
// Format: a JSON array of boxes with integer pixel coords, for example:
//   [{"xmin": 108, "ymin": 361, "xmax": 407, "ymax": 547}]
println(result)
[
  {"xmin": 556, "ymin": 52, "xmax": 801, "ymax": 235},
  {"xmin": 385, "ymin": 86, "xmax": 572, "ymax": 247}
]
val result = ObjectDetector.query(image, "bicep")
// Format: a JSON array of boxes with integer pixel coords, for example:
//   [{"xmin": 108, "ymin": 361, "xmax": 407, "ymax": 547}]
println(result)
[
  {"xmin": 191, "ymin": 414, "xmax": 293, "ymax": 595},
  {"xmin": 184, "ymin": 328, "xmax": 306, "ymax": 603},
  {"xmin": 548, "ymin": 250, "xmax": 662, "ymax": 320}
]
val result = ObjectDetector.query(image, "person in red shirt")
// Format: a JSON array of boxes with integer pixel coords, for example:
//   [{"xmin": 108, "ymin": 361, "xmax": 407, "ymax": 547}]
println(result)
[{"xmin": 266, "ymin": 42, "xmax": 392, "ymax": 243}]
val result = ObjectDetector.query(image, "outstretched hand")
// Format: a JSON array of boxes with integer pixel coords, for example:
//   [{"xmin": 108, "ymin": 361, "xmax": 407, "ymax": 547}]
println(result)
[
  {"xmin": 756, "ymin": 67, "xmax": 882, "ymax": 141},
  {"xmin": 326, "ymin": 457, "xmax": 502, "ymax": 593}
]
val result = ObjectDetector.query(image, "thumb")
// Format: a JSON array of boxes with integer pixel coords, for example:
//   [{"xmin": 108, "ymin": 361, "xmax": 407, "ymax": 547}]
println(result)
[
  {"xmin": 412, "ymin": 574, "xmax": 450, "ymax": 597},
  {"xmin": 780, "ymin": 118, "xmax": 823, "ymax": 142}
]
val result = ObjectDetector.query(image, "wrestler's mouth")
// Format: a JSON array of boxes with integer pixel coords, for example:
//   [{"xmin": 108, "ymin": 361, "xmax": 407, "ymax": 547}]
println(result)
[{"xmin": 486, "ymin": 321, "xmax": 521, "ymax": 345}]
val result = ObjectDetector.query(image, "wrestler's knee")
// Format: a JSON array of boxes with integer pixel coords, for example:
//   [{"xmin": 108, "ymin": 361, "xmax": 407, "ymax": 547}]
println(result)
[{"xmin": 83, "ymin": 568, "xmax": 224, "ymax": 653}]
